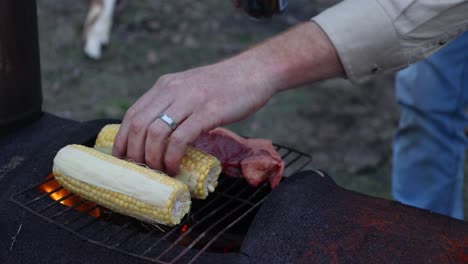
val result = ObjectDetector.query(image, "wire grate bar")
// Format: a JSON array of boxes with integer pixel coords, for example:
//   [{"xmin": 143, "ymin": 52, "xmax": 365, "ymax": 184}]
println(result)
[
  {"xmin": 50, "ymin": 200, "xmax": 85, "ymax": 219},
  {"xmin": 161, "ymin": 182, "xmax": 269, "ymax": 261},
  {"xmin": 24, "ymin": 185, "xmax": 64, "ymax": 206},
  {"xmin": 134, "ymin": 179, "xmax": 244, "ymax": 250},
  {"xmin": 284, "ymin": 153, "xmax": 304, "ymax": 168},
  {"xmin": 113, "ymin": 228, "xmax": 142, "ymax": 248},
  {"xmin": 187, "ymin": 195, "xmax": 268, "ymax": 264},
  {"xmin": 10, "ymin": 142, "xmax": 312, "ymax": 264},
  {"xmin": 281, "ymin": 149, "xmax": 293, "ymax": 159},
  {"xmin": 214, "ymin": 192, "xmax": 256, "ymax": 206},
  {"xmin": 38, "ymin": 193, "xmax": 74, "ymax": 213},
  {"xmin": 16, "ymin": 177, "xmax": 56, "ymax": 196},
  {"xmin": 78, "ymin": 213, "xmax": 114, "ymax": 235},
  {"xmin": 132, "ymin": 228, "xmax": 158, "ymax": 248},
  {"xmin": 100, "ymin": 222, "xmax": 131, "ymax": 243},
  {"xmin": 274, "ymin": 144, "xmax": 310, "ymax": 157},
  {"xmin": 149, "ymin": 182, "xmax": 260, "ymax": 258},
  {"xmin": 291, "ymin": 160, "xmax": 312, "ymax": 175},
  {"xmin": 171, "ymin": 204, "xmax": 249, "ymax": 263},
  {"xmin": 170, "ymin": 183, "xmax": 270, "ymax": 263},
  {"xmin": 63, "ymin": 205, "xmax": 99, "ymax": 226},
  {"xmin": 75, "ymin": 217, "xmax": 103, "ymax": 233}
]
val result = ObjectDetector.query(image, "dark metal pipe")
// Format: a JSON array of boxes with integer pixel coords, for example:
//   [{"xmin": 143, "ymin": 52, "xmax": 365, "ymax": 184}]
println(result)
[{"xmin": 0, "ymin": 0, "xmax": 42, "ymax": 127}]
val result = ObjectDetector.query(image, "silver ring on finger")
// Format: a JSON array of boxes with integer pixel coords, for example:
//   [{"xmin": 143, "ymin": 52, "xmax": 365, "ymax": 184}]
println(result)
[{"xmin": 158, "ymin": 113, "xmax": 178, "ymax": 130}]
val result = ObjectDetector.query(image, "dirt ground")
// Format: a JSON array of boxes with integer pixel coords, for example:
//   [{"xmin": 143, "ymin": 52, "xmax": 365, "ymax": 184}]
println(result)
[{"xmin": 37, "ymin": 0, "xmax": 468, "ymax": 217}]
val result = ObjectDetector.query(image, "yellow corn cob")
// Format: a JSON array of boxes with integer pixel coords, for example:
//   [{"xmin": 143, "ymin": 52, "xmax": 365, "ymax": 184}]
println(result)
[
  {"xmin": 94, "ymin": 124, "xmax": 221, "ymax": 199},
  {"xmin": 53, "ymin": 144, "xmax": 191, "ymax": 226}
]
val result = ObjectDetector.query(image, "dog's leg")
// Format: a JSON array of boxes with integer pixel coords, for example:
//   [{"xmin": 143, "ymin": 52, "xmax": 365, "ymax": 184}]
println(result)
[{"xmin": 83, "ymin": 0, "xmax": 116, "ymax": 59}]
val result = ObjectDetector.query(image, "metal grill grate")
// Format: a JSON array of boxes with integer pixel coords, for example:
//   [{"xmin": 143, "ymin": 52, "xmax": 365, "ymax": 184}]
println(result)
[{"xmin": 11, "ymin": 144, "xmax": 311, "ymax": 263}]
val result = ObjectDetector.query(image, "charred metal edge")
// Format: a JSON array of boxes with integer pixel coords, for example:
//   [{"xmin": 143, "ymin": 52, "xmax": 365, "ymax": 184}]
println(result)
[{"xmin": 10, "ymin": 143, "xmax": 312, "ymax": 263}]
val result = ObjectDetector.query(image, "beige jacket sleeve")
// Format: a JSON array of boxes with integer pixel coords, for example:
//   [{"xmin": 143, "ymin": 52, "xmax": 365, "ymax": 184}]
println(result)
[{"xmin": 312, "ymin": 0, "xmax": 468, "ymax": 83}]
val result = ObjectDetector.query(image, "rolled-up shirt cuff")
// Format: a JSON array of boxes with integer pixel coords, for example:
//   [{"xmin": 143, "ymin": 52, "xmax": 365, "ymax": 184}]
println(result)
[{"xmin": 312, "ymin": 0, "xmax": 401, "ymax": 83}]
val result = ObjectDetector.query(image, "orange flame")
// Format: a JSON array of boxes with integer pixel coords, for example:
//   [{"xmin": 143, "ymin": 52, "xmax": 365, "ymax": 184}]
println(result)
[{"xmin": 37, "ymin": 173, "xmax": 101, "ymax": 218}]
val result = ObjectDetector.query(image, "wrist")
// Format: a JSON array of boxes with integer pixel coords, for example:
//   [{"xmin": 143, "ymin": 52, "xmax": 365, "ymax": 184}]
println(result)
[
  {"xmin": 271, "ymin": 22, "xmax": 345, "ymax": 92},
  {"xmin": 216, "ymin": 50, "xmax": 280, "ymax": 97},
  {"xmin": 223, "ymin": 22, "xmax": 345, "ymax": 94}
]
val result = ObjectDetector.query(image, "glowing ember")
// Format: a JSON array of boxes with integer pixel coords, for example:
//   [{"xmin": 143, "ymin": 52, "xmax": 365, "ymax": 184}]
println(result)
[
  {"xmin": 180, "ymin": 224, "xmax": 188, "ymax": 234},
  {"xmin": 37, "ymin": 173, "xmax": 101, "ymax": 218}
]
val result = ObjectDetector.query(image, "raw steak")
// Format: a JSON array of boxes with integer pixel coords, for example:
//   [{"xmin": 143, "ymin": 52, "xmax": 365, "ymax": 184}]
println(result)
[{"xmin": 192, "ymin": 128, "xmax": 284, "ymax": 188}]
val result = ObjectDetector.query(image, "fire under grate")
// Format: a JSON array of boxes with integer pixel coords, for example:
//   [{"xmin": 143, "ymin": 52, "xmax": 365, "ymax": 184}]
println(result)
[{"xmin": 11, "ymin": 144, "xmax": 311, "ymax": 263}]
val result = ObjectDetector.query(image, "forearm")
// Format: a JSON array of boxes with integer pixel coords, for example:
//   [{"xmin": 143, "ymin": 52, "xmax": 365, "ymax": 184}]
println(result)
[{"xmin": 218, "ymin": 22, "xmax": 345, "ymax": 95}]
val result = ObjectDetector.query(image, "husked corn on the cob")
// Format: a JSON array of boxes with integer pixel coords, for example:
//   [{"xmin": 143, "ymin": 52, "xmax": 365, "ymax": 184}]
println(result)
[
  {"xmin": 53, "ymin": 144, "xmax": 191, "ymax": 226},
  {"xmin": 94, "ymin": 124, "xmax": 221, "ymax": 199}
]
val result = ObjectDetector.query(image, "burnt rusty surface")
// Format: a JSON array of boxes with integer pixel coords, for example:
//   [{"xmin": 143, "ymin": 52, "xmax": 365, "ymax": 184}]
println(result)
[
  {"xmin": 0, "ymin": 114, "xmax": 239, "ymax": 264},
  {"xmin": 0, "ymin": 114, "xmax": 145, "ymax": 264},
  {"xmin": 0, "ymin": 0, "xmax": 42, "ymax": 127},
  {"xmin": 2, "ymin": 114, "xmax": 467, "ymax": 263},
  {"xmin": 6, "ymin": 115, "xmax": 312, "ymax": 263},
  {"xmin": 240, "ymin": 170, "xmax": 468, "ymax": 263}
]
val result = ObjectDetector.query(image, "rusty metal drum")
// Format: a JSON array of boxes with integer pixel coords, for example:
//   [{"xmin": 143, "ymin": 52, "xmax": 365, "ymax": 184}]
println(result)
[{"xmin": 0, "ymin": 0, "xmax": 42, "ymax": 127}]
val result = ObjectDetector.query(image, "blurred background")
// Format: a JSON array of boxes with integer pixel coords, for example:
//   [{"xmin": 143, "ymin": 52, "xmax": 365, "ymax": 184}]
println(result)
[{"xmin": 37, "ymin": 0, "xmax": 468, "ymax": 215}]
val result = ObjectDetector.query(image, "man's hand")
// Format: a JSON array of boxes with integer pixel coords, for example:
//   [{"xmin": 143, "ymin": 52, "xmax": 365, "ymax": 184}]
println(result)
[
  {"xmin": 113, "ymin": 59, "xmax": 276, "ymax": 176},
  {"xmin": 113, "ymin": 22, "xmax": 344, "ymax": 176}
]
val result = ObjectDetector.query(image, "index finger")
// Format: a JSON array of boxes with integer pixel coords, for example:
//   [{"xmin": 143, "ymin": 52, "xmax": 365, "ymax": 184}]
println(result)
[
  {"xmin": 112, "ymin": 80, "xmax": 168, "ymax": 157},
  {"xmin": 112, "ymin": 106, "xmax": 138, "ymax": 157}
]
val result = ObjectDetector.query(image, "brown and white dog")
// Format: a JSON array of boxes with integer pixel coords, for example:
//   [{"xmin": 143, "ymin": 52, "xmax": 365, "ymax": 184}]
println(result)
[{"xmin": 83, "ymin": 0, "xmax": 116, "ymax": 59}]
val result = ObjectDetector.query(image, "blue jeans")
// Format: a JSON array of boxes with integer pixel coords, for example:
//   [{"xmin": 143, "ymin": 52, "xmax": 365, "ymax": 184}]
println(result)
[{"xmin": 392, "ymin": 32, "xmax": 468, "ymax": 220}]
